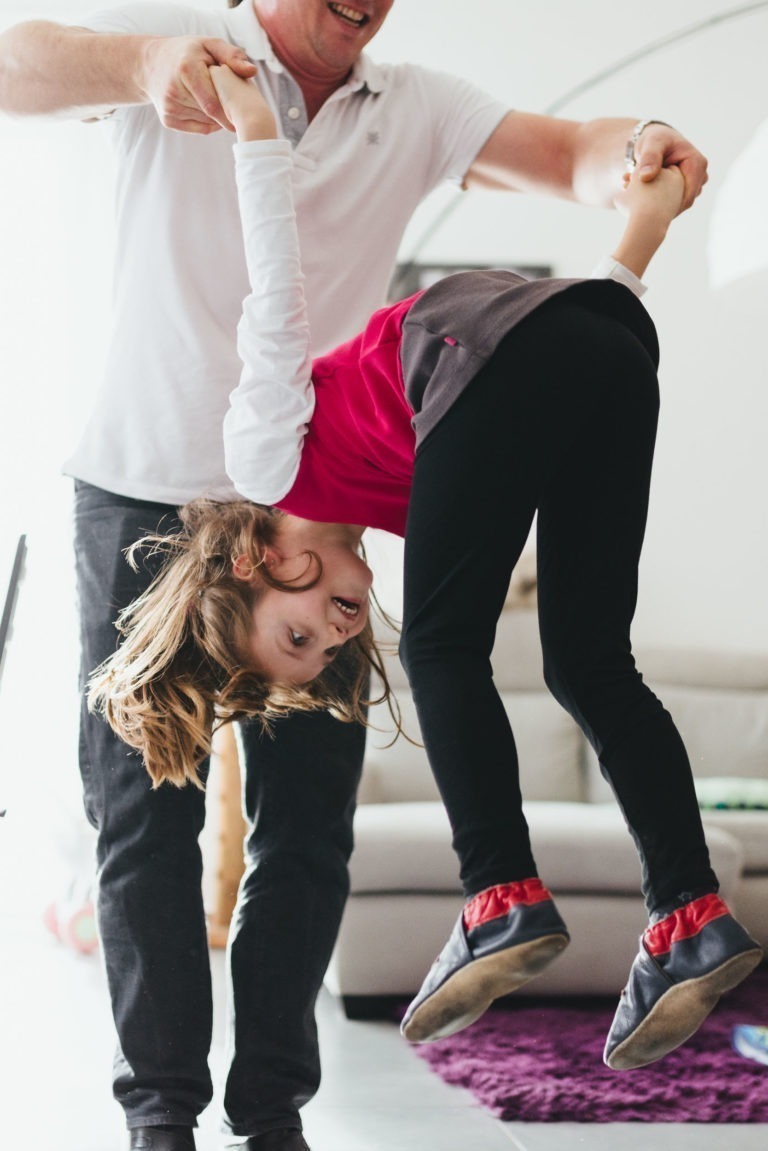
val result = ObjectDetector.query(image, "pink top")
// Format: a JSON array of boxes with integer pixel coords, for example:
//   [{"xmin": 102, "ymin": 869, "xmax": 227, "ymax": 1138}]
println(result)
[{"xmin": 276, "ymin": 293, "xmax": 421, "ymax": 537}]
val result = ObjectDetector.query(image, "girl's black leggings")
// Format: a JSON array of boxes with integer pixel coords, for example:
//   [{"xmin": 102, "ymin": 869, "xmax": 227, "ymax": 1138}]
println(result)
[{"xmin": 399, "ymin": 295, "xmax": 718, "ymax": 915}]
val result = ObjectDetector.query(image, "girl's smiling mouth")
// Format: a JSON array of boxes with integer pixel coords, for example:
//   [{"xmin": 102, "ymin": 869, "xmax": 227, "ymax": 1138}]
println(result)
[{"xmin": 332, "ymin": 596, "xmax": 361, "ymax": 618}]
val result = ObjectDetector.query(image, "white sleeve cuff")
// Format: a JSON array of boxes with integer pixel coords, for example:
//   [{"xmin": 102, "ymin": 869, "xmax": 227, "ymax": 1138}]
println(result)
[
  {"xmin": 233, "ymin": 138, "xmax": 292, "ymax": 159},
  {"xmin": 590, "ymin": 256, "xmax": 647, "ymax": 298}
]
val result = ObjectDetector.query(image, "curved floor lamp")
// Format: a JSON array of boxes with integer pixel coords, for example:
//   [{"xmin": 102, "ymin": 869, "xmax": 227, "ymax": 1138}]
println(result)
[
  {"xmin": 391, "ymin": 1, "xmax": 768, "ymax": 299},
  {"xmin": 0, "ymin": 534, "xmax": 27, "ymax": 816}
]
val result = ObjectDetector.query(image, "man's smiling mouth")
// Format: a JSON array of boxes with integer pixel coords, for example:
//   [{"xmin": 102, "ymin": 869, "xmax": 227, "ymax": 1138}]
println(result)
[{"xmin": 327, "ymin": 3, "xmax": 368, "ymax": 29}]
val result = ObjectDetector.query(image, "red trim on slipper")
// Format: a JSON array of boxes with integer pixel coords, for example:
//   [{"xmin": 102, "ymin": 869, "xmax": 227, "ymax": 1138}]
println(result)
[
  {"xmin": 463, "ymin": 878, "xmax": 552, "ymax": 931},
  {"xmin": 644, "ymin": 893, "xmax": 730, "ymax": 957}
]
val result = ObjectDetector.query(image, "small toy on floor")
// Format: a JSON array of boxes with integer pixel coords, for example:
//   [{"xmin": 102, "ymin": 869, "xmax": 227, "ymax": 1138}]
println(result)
[
  {"xmin": 43, "ymin": 877, "xmax": 98, "ymax": 955},
  {"xmin": 733, "ymin": 1024, "xmax": 768, "ymax": 1067}
]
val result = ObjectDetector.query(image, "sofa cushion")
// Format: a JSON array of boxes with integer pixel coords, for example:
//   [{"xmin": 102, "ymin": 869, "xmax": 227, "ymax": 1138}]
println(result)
[
  {"xmin": 350, "ymin": 802, "xmax": 458, "ymax": 892},
  {"xmin": 360, "ymin": 688, "xmax": 585, "ymax": 805},
  {"xmin": 662, "ymin": 685, "xmax": 768, "ymax": 778},
  {"xmin": 348, "ymin": 799, "xmax": 744, "ymax": 897},
  {"xmin": 701, "ymin": 810, "xmax": 768, "ymax": 872},
  {"xmin": 585, "ymin": 682, "xmax": 768, "ymax": 803},
  {"xmin": 637, "ymin": 648, "xmax": 768, "ymax": 691},
  {"xmin": 525, "ymin": 803, "xmax": 743, "ymax": 895}
]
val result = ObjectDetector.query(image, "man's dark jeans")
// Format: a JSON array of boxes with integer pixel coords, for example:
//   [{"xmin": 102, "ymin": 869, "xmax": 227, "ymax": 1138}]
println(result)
[{"xmin": 74, "ymin": 480, "xmax": 364, "ymax": 1136}]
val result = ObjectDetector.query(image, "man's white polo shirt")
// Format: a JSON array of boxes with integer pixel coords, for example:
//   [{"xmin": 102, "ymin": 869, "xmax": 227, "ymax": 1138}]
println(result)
[{"xmin": 63, "ymin": 2, "xmax": 507, "ymax": 504}]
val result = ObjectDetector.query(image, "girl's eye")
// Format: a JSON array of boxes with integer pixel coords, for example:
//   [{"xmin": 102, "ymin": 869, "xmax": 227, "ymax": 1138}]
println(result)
[{"xmin": 289, "ymin": 630, "xmax": 309, "ymax": 647}]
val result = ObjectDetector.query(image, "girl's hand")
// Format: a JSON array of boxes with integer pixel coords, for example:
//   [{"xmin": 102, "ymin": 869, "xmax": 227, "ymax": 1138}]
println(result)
[
  {"xmin": 209, "ymin": 63, "xmax": 277, "ymax": 141},
  {"xmin": 615, "ymin": 165, "xmax": 685, "ymax": 229}
]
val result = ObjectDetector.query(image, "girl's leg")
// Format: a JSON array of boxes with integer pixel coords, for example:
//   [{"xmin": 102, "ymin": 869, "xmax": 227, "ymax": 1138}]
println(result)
[
  {"xmin": 402, "ymin": 293, "xmax": 716, "ymax": 910},
  {"xmin": 509, "ymin": 299, "xmax": 761, "ymax": 1070},
  {"xmin": 530, "ymin": 303, "xmax": 718, "ymax": 914},
  {"xmin": 400, "ymin": 292, "xmax": 761, "ymax": 1055},
  {"xmin": 399, "ymin": 306, "xmax": 575, "ymax": 1043},
  {"xmin": 401, "ymin": 334, "xmax": 543, "ymax": 895}
]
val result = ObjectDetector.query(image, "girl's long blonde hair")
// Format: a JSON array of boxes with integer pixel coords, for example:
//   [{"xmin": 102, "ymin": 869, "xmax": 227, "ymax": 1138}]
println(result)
[{"xmin": 88, "ymin": 499, "xmax": 389, "ymax": 790}]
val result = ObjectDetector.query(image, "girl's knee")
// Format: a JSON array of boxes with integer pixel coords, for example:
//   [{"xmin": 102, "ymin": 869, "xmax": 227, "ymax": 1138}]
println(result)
[
  {"xmin": 542, "ymin": 648, "xmax": 621, "ymax": 716},
  {"xmin": 398, "ymin": 626, "xmax": 428, "ymax": 684},
  {"xmin": 542, "ymin": 652, "xmax": 581, "ymax": 714}
]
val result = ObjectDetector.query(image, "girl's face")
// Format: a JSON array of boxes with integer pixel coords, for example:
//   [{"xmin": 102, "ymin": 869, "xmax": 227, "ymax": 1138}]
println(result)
[{"xmin": 246, "ymin": 543, "xmax": 373, "ymax": 684}]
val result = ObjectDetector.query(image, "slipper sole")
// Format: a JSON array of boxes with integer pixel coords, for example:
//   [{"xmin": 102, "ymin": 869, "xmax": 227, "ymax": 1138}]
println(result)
[
  {"xmin": 605, "ymin": 947, "xmax": 764, "ymax": 1070},
  {"xmin": 402, "ymin": 932, "xmax": 569, "ymax": 1044}
]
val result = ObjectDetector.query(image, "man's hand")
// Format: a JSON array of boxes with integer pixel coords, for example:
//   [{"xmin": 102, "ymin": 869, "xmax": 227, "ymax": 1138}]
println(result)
[
  {"xmin": 141, "ymin": 36, "xmax": 257, "ymax": 133},
  {"xmin": 632, "ymin": 123, "xmax": 708, "ymax": 214}
]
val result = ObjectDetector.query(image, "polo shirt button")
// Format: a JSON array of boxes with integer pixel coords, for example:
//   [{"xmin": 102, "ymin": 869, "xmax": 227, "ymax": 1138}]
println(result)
[{"xmin": 287, "ymin": 106, "xmax": 301, "ymax": 120}]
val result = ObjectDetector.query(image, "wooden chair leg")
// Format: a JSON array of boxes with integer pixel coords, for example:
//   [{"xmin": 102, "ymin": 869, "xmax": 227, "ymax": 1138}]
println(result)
[{"xmin": 205, "ymin": 722, "xmax": 247, "ymax": 949}]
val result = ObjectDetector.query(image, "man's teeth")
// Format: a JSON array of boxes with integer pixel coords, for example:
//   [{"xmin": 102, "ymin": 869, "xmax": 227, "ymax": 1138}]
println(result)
[
  {"xmin": 329, "ymin": 3, "xmax": 366, "ymax": 26},
  {"xmin": 333, "ymin": 597, "xmax": 359, "ymax": 617}
]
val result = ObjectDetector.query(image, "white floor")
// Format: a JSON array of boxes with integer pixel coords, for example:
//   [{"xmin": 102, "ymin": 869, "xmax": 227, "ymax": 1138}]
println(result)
[{"xmin": 2, "ymin": 900, "xmax": 767, "ymax": 1151}]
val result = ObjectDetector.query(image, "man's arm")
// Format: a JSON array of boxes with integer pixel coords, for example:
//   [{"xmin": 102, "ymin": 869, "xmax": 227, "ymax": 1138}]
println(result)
[
  {"xmin": 466, "ymin": 111, "xmax": 707, "ymax": 214},
  {"xmin": 0, "ymin": 20, "xmax": 255, "ymax": 131}
]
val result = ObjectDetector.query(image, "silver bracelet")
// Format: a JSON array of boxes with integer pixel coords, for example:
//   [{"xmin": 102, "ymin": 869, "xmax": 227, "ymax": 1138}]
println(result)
[{"xmin": 625, "ymin": 119, "xmax": 671, "ymax": 172}]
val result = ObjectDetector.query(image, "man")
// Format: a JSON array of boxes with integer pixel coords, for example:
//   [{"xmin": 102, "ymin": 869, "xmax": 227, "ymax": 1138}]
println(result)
[{"xmin": 0, "ymin": 3, "xmax": 708, "ymax": 1149}]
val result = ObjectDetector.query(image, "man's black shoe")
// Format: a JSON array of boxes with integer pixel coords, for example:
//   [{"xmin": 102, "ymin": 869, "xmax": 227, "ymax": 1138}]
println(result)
[
  {"xmin": 226, "ymin": 1130, "xmax": 310, "ymax": 1150},
  {"xmin": 129, "ymin": 1127, "xmax": 196, "ymax": 1150}
]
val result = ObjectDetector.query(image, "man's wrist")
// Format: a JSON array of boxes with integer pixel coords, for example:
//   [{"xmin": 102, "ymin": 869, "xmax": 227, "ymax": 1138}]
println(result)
[
  {"xmin": 137, "ymin": 35, "xmax": 169, "ymax": 105},
  {"xmin": 625, "ymin": 119, "xmax": 672, "ymax": 172}
]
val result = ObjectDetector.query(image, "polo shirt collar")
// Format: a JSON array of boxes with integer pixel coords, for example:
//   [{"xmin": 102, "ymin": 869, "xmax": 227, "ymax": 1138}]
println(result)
[
  {"xmin": 226, "ymin": 1, "xmax": 387, "ymax": 91},
  {"xmin": 349, "ymin": 53, "xmax": 386, "ymax": 94},
  {"xmin": 226, "ymin": 1, "xmax": 278, "ymax": 68}
]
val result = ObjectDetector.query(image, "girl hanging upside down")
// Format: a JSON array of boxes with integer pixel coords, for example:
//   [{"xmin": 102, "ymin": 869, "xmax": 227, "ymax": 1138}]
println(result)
[{"xmin": 89, "ymin": 66, "xmax": 763, "ymax": 1072}]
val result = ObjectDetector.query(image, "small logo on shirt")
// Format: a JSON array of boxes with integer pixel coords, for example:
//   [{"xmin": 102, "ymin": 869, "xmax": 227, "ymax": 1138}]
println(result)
[{"xmin": 366, "ymin": 130, "xmax": 380, "ymax": 146}]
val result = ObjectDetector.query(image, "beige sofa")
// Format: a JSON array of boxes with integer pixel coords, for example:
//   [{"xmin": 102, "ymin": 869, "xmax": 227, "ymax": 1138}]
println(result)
[{"xmin": 324, "ymin": 609, "xmax": 768, "ymax": 1014}]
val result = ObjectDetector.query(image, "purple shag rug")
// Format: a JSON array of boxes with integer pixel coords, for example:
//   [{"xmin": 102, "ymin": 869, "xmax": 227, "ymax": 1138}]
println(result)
[{"xmin": 407, "ymin": 968, "xmax": 768, "ymax": 1122}]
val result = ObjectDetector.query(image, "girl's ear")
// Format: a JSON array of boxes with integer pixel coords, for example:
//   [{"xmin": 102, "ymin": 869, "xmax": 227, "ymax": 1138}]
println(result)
[
  {"xmin": 232, "ymin": 548, "xmax": 278, "ymax": 582},
  {"xmin": 232, "ymin": 555, "xmax": 250, "ymax": 582},
  {"xmin": 232, "ymin": 554, "xmax": 259, "ymax": 582}
]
